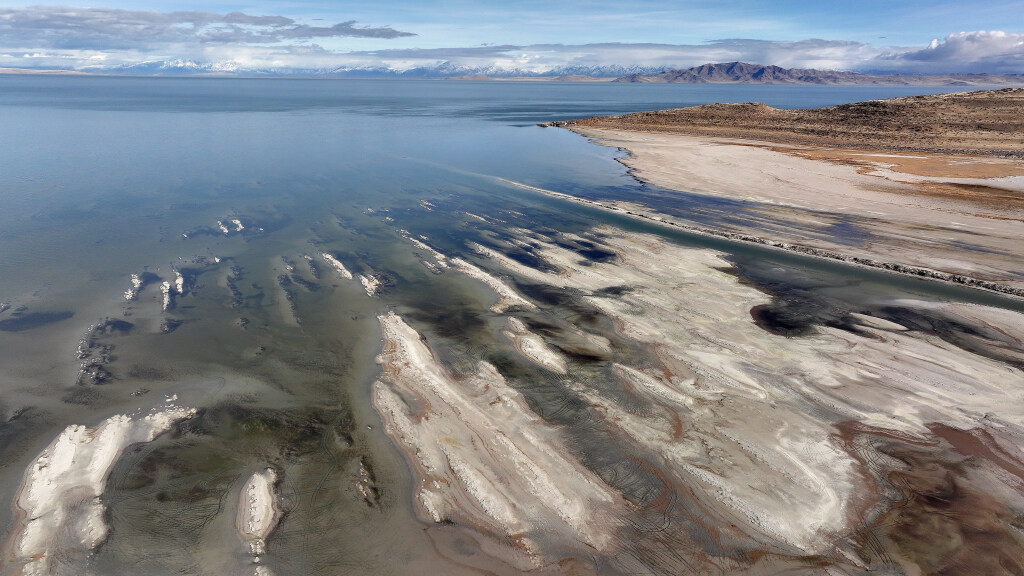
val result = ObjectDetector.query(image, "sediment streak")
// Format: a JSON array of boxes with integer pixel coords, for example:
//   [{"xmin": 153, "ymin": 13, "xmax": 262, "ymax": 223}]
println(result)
[{"xmin": 371, "ymin": 312, "xmax": 621, "ymax": 567}]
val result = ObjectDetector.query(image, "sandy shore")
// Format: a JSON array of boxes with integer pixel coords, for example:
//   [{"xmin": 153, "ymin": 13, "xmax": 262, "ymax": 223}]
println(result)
[
  {"xmin": 568, "ymin": 128, "xmax": 1024, "ymax": 292},
  {"xmin": 552, "ymin": 90, "xmax": 1024, "ymax": 294}
]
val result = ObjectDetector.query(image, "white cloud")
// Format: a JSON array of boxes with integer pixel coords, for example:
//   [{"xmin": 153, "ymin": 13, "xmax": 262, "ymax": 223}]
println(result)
[
  {"xmin": 295, "ymin": 40, "xmax": 883, "ymax": 74},
  {"xmin": 0, "ymin": 9, "xmax": 1020, "ymax": 76},
  {"xmin": 0, "ymin": 6, "xmax": 414, "ymax": 52},
  {"xmin": 867, "ymin": 31, "xmax": 1024, "ymax": 73}
]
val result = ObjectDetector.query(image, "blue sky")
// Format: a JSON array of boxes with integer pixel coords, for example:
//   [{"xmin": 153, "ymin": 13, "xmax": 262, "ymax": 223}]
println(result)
[{"xmin": 1, "ymin": 1, "xmax": 1022, "ymax": 73}]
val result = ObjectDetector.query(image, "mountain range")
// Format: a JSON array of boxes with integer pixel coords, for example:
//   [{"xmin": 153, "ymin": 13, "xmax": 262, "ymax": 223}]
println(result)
[
  {"xmin": 612, "ymin": 61, "xmax": 1024, "ymax": 85},
  {"xmin": 7, "ymin": 60, "xmax": 1023, "ymax": 85},
  {"xmin": 79, "ymin": 60, "xmax": 667, "ymax": 78}
]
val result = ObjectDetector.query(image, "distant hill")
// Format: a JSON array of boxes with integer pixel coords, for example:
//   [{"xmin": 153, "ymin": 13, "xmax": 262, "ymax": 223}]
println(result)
[
  {"xmin": 569, "ymin": 88, "xmax": 1024, "ymax": 156},
  {"xmin": 614, "ymin": 62, "xmax": 1024, "ymax": 86},
  {"xmin": 78, "ymin": 61, "xmax": 667, "ymax": 79},
  {"xmin": 4, "ymin": 59, "xmax": 1023, "ymax": 83}
]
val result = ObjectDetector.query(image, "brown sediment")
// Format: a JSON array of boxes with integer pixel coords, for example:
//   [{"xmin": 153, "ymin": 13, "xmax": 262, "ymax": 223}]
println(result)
[
  {"xmin": 770, "ymin": 146, "xmax": 1024, "ymax": 179},
  {"xmin": 844, "ymin": 424, "xmax": 1024, "ymax": 576},
  {"xmin": 928, "ymin": 424, "xmax": 1024, "ymax": 484}
]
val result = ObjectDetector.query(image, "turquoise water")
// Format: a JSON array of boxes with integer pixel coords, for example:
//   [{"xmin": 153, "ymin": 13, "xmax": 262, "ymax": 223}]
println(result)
[{"xmin": 0, "ymin": 77, "xmax": 1018, "ymax": 575}]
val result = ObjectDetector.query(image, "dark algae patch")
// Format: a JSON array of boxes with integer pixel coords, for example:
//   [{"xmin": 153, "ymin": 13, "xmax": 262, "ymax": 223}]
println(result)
[{"xmin": 0, "ymin": 310, "xmax": 73, "ymax": 332}]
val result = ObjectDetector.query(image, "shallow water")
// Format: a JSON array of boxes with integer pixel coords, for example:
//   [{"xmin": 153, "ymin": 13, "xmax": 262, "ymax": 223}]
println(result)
[{"xmin": 1, "ymin": 77, "xmax": 1022, "ymax": 575}]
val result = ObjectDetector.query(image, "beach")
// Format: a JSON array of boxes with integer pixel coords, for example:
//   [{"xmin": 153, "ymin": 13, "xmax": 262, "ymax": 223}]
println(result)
[{"xmin": 563, "ymin": 89, "xmax": 1024, "ymax": 293}]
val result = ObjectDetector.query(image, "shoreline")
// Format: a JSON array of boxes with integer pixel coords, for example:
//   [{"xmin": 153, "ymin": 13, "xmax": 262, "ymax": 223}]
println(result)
[
  {"xmin": 530, "ymin": 90, "xmax": 1024, "ymax": 302},
  {"xmin": 496, "ymin": 177, "xmax": 1024, "ymax": 300}
]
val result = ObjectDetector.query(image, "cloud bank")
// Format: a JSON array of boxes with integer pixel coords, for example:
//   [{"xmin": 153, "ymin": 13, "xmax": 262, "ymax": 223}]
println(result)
[
  {"xmin": 869, "ymin": 31, "xmax": 1024, "ymax": 74},
  {"xmin": 0, "ymin": 7, "xmax": 1020, "ymax": 75},
  {"xmin": 0, "ymin": 6, "xmax": 414, "ymax": 51}
]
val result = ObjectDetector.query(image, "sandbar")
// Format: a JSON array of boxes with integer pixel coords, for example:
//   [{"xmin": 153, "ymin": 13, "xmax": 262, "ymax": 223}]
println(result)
[{"xmin": 4, "ymin": 406, "xmax": 196, "ymax": 575}]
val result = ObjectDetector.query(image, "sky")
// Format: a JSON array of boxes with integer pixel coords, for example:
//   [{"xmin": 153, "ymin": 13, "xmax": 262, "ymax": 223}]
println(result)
[{"xmin": 1, "ymin": 1, "xmax": 1022, "ymax": 74}]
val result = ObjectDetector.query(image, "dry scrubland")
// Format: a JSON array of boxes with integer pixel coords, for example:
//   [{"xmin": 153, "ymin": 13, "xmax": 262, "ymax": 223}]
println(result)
[{"xmin": 573, "ymin": 88, "xmax": 1024, "ymax": 157}]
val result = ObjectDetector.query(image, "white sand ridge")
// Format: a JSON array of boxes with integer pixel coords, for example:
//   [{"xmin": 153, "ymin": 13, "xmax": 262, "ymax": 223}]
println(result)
[
  {"xmin": 6, "ymin": 405, "xmax": 196, "ymax": 575},
  {"xmin": 371, "ymin": 312, "xmax": 622, "ymax": 568},
  {"xmin": 502, "ymin": 317, "xmax": 568, "ymax": 374},
  {"xmin": 320, "ymin": 252, "xmax": 353, "ymax": 280},
  {"xmin": 237, "ymin": 467, "xmax": 283, "ymax": 573}
]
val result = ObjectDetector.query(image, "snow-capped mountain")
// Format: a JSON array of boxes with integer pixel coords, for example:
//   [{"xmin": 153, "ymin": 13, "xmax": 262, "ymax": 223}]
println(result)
[{"xmin": 77, "ymin": 59, "xmax": 669, "ymax": 78}]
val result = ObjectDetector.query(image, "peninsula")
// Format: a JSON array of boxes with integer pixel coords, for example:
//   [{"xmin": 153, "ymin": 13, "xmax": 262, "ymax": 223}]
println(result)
[{"xmin": 550, "ymin": 89, "xmax": 1024, "ymax": 294}]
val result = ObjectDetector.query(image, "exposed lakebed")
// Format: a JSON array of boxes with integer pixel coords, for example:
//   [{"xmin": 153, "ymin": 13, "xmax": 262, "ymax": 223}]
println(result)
[{"xmin": 0, "ymin": 77, "xmax": 1021, "ymax": 575}]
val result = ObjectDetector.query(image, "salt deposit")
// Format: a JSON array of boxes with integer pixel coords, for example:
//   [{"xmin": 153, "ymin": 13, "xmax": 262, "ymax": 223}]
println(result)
[
  {"xmin": 470, "ymin": 225, "xmax": 1024, "ymax": 554},
  {"xmin": 449, "ymin": 258, "xmax": 535, "ymax": 313},
  {"xmin": 503, "ymin": 317, "xmax": 567, "ymax": 374},
  {"xmin": 320, "ymin": 252, "xmax": 353, "ymax": 280},
  {"xmin": 371, "ymin": 312, "xmax": 622, "ymax": 567},
  {"xmin": 160, "ymin": 280, "xmax": 172, "ymax": 311},
  {"xmin": 6, "ymin": 406, "xmax": 196, "ymax": 575},
  {"xmin": 402, "ymin": 234, "xmax": 449, "ymax": 270},
  {"xmin": 237, "ymin": 467, "xmax": 282, "ymax": 568},
  {"xmin": 174, "ymin": 270, "xmax": 185, "ymax": 295},
  {"xmin": 123, "ymin": 273, "xmax": 142, "ymax": 301},
  {"xmin": 359, "ymin": 274, "xmax": 381, "ymax": 296}
]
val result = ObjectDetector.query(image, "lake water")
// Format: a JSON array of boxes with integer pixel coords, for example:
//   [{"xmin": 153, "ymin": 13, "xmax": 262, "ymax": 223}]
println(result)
[{"xmin": 0, "ymin": 77, "xmax": 1018, "ymax": 575}]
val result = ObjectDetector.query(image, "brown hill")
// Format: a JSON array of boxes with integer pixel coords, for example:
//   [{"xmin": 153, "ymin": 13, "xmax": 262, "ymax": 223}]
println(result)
[
  {"xmin": 570, "ymin": 88, "xmax": 1024, "ymax": 156},
  {"xmin": 614, "ymin": 62, "xmax": 1024, "ymax": 86}
]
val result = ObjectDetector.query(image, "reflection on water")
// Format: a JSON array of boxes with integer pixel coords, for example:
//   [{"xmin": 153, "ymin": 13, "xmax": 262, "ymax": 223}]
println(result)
[{"xmin": 1, "ymin": 78, "xmax": 1022, "ymax": 575}]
